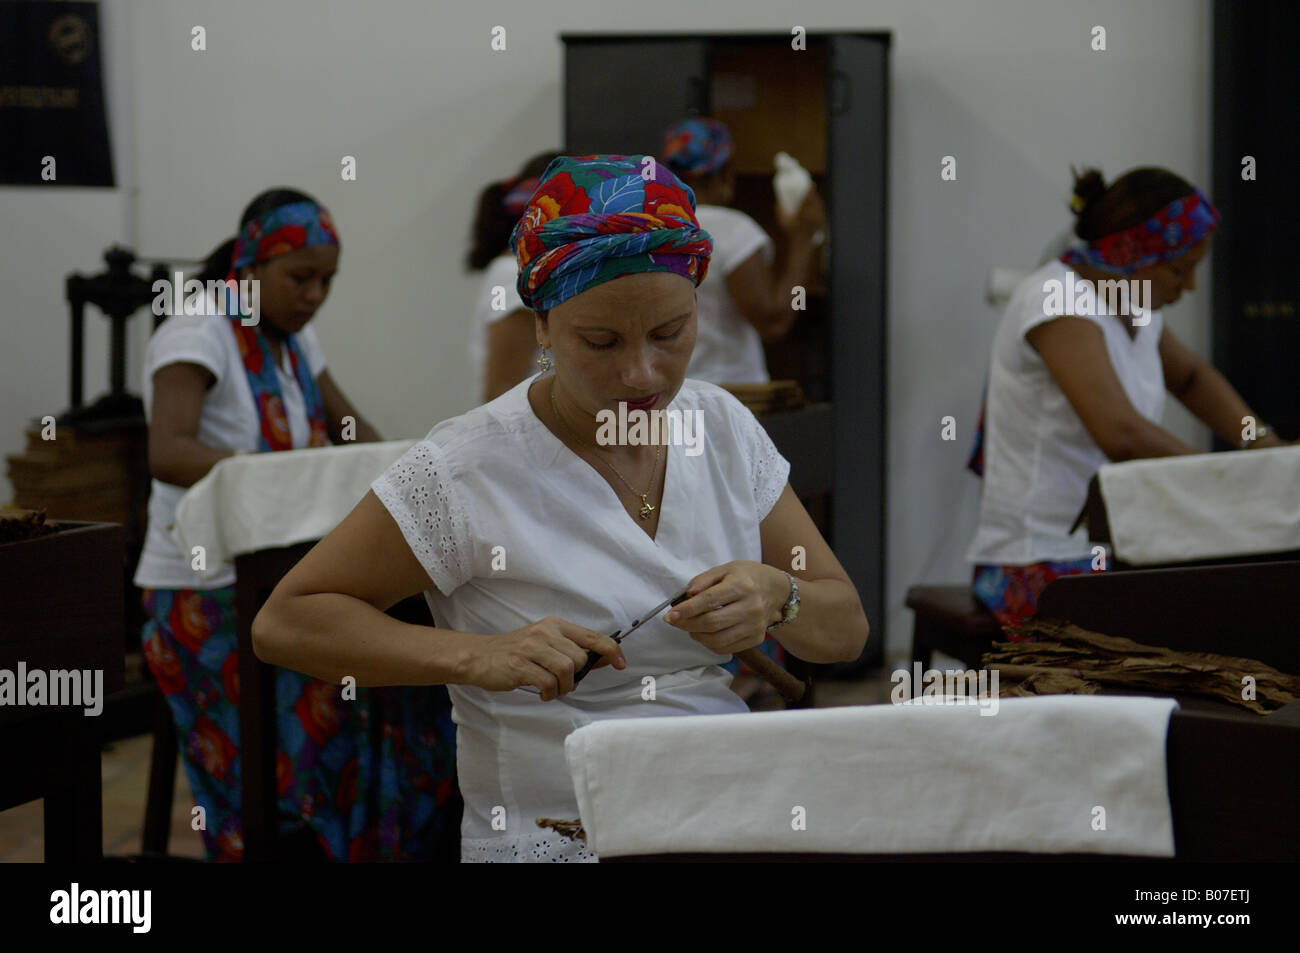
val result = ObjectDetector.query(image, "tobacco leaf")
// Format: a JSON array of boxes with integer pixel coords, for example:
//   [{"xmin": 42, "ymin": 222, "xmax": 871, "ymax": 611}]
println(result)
[
  {"xmin": 0, "ymin": 509, "xmax": 60, "ymax": 544},
  {"xmin": 983, "ymin": 619, "xmax": 1300, "ymax": 714},
  {"xmin": 1002, "ymin": 671, "xmax": 1102, "ymax": 698},
  {"xmin": 536, "ymin": 817, "xmax": 587, "ymax": 843}
]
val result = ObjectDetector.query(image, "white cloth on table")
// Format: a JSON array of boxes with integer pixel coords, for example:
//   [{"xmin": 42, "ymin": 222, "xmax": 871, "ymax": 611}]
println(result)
[
  {"xmin": 688, "ymin": 204, "xmax": 773, "ymax": 385},
  {"xmin": 968, "ymin": 260, "xmax": 1166, "ymax": 566},
  {"xmin": 566, "ymin": 695, "xmax": 1179, "ymax": 858},
  {"xmin": 170, "ymin": 440, "xmax": 416, "ymax": 580},
  {"xmin": 133, "ymin": 312, "xmax": 328, "ymax": 589},
  {"xmin": 370, "ymin": 374, "xmax": 791, "ymax": 862},
  {"xmin": 1098, "ymin": 446, "xmax": 1300, "ymax": 565}
]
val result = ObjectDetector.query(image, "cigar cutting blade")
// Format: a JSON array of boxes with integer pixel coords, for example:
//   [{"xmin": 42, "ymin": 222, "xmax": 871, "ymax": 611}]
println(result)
[
  {"xmin": 571, "ymin": 587, "xmax": 691, "ymax": 686},
  {"xmin": 516, "ymin": 588, "xmax": 692, "ymax": 695},
  {"xmin": 610, "ymin": 588, "xmax": 691, "ymax": 645}
]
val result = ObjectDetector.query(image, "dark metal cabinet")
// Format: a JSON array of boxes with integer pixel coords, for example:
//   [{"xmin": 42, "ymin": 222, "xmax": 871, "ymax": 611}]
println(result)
[
  {"xmin": 1212, "ymin": 1, "xmax": 1300, "ymax": 442},
  {"xmin": 565, "ymin": 40, "xmax": 709, "ymax": 157},
  {"xmin": 562, "ymin": 32, "xmax": 890, "ymax": 671}
]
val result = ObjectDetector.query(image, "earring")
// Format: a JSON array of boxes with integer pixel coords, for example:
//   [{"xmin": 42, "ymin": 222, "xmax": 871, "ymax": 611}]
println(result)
[{"xmin": 536, "ymin": 348, "xmax": 553, "ymax": 372}]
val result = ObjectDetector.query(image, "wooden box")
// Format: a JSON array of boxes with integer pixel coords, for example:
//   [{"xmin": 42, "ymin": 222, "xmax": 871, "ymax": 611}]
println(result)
[{"xmin": 0, "ymin": 521, "xmax": 125, "ymax": 730}]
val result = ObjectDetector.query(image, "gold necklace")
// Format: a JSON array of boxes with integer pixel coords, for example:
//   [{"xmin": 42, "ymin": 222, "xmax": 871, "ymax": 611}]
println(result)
[{"xmin": 550, "ymin": 385, "xmax": 663, "ymax": 520}]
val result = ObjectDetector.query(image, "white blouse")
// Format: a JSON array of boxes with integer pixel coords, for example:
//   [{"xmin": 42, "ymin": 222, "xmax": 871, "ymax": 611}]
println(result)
[
  {"xmin": 967, "ymin": 260, "xmax": 1167, "ymax": 565},
  {"xmin": 689, "ymin": 204, "xmax": 774, "ymax": 385},
  {"xmin": 371, "ymin": 375, "xmax": 791, "ymax": 862},
  {"xmin": 134, "ymin": 313, "xmax": 328, "ymax": 589}
]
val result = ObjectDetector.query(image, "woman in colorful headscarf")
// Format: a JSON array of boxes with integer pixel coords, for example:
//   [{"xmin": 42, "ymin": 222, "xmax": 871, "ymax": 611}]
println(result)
[
  {"xmin": 966, "ymin": 167, "xmax": 1291, "ymax": 627},
  {"xmin": 660, "ymin": 117, "xmax": 825, "ymax": 385},
  {"xmin": 467, "ymin": 151, "xmax": 561, "ymax": 402},
  {"xmin": 134, "ymin": 188, "xmax": 458, "ymax": 861},
  {"xmin": 253, "ymin": 156, "xmax": 869, "ymax": 863},
  {"xmin": 661, "ymin": 118, "xmax": 826, "ymax": 699}
]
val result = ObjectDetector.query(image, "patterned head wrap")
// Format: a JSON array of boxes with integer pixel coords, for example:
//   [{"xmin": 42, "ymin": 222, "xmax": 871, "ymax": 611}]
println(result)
[
  {"xmin": 222, "ymin": 198, "xmax": 338, "ymax": 451},
  {"xmin": 509, "ymin": 155, "xmax": 714, "ymax": 312},
  {"xmin": 231, "ymin": 199, "xmax": 340, "ymax": 272},
  {"xmin": 661, "ymin": 117, "xmax": 734, "ymax": 176},
  {"xmin": 1060, "ymin": 188, "xmax": 1218, "ymax": 276}
]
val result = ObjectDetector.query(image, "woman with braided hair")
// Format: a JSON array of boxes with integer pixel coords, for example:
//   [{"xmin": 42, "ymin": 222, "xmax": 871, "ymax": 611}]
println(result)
[
  {"xmin": 467, "ymin": 151, "xmax": 561, "ymax": 402},
  {"xmin": 966, "ymin": 166, "xmax": 1291, "ymax": 627},
  {"xmin": 136, "ymin": 189, "xmax": 458, "ymax": 860}
]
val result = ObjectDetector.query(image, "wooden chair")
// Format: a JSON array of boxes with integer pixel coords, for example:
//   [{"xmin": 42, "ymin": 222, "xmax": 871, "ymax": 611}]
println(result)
[
  {"xmin": 97, "ymin": 670, "xmax": 178, "ymax": 856},
  {"xmin": 905, "ymin": 584, "xmax": 1002, "ymax": 670},
  {"xmin": 235, "ymin": 543, "xmax": 461, "ymax": 862}
]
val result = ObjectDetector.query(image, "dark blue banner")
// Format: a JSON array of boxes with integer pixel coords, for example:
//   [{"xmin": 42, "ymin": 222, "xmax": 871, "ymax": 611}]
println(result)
[{"xmin": 0, "ymin": 0, "xmax": 114, "ymax": 186}]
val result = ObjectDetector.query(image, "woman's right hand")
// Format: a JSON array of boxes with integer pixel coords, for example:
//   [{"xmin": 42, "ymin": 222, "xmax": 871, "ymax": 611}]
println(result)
[
  {"xmin": 776, "ymin": 187, "xmax": 826, "ymax": 238},
  {"xmin": 460, "ymin": 617, "xmax": 626, "ymax": 701}
]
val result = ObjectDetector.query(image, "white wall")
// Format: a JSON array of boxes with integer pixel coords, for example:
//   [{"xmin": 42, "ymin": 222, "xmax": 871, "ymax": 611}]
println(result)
[
  {"xmin": 1, "ymin": 0, "xmax": 136, "ymax": 498},
  {"xmin": 3, "ymin": 0, "xmax": 1214, "ymax": 664}
]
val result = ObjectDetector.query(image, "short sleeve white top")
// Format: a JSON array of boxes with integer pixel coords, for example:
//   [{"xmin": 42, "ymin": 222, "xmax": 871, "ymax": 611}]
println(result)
[
  {"xmin": 688, "ymin": 205, "xmax": 774, "ymax": 385},
  {"xmin": 133, "ymin": 314, "xmax": 328, "ymax": 589},
  {"xmin": 371, "ymin": 375, "xmax": 791, "ymax": 862},
  {"xmin": 467, "ymin": 254, "xmax": 536, "ymax": 404},
  {"xmin": 967, "ymin": 261, "xmax": 1166, "ymax": 565}
]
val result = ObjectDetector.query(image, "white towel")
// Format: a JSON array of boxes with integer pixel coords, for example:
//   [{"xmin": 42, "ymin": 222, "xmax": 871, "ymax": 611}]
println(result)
[
  {"xmin": 565, "ymin": 695, "xmax": 1178, "ymax": 858},
  {"xmin": 1098, "ymin": 446, "xmax": 1300, "ymax": 565},
  {"xmin": 172, "ymin": 440, "xmax": 416, "ymax": 579}
]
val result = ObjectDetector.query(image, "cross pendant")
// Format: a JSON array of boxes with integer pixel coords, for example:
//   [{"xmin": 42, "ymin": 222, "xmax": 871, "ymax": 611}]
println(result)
[{"xmin": 638, "ymin": 497, "xmax": 655, "ymax": 520}]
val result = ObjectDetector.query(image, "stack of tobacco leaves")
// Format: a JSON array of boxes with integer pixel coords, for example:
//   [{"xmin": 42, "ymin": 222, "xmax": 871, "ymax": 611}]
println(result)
[
  {"xmin": 720, "ymin": 380, "xmax": 808, "ymax": 415},
  {"xmin": 0, "ymin": 508, "xmax": 61, "ymax": 544},
  {"xmin": 982, "ymin": 618, "xmax": 1300, "ymax": 714}
]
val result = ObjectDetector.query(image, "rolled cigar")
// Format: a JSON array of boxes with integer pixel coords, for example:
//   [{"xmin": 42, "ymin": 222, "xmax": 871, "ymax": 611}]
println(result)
[{"xmin": 735, "ymin": 647, "xmax": 807, "ymax": 705}]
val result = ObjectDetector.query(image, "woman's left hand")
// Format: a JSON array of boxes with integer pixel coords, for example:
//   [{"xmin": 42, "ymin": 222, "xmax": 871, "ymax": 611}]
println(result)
[
  {"xmin": 1251, "ymin": 432, "xmax": 1290, "ymax": 450},
  {"xmin": 664, "ymin": 561, "xmax": 789, "ymax": 655}
]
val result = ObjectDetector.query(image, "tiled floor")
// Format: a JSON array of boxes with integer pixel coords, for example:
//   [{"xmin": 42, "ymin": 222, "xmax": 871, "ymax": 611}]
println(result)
[{"xmin": 0, "ymin": 665, "xmax": 897, "ymax": 862}]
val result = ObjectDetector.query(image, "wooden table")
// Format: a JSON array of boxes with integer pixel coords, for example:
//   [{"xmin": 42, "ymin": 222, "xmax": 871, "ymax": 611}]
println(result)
[
  {"xmin": 233, "ymin": 543, "xmax": 314, "ymax": 862},
  {"xmin": 1034, "ymin": 563, "xmax": 1298, "ymax": 861},
  {"xmin": 0, "ymin": 522, "xmax": 125, "ymax": 861},
  {"xmin": 233, "ymin": 542, "xmax": 449, "ymax": 861},
  {"xmin": 611, "ymin": 559, "xmax": 1300, "ymax": 862},
  {"xmin": 1080, "ymin": 473, "xmax": 1300, "ymax": 569},
  {"xmin": 605, "ymin": 703, "xmax": 1298, "ymax": 863}
]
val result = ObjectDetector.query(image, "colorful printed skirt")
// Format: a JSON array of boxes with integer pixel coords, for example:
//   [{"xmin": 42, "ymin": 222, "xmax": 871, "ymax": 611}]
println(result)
[
  {"xmin": 141, "ymin": 586, "xmax": 458, "ymax": 862},
  {"xmin": 971, "ymin": 557, "xmax": 1100, "ymax": 631}
]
